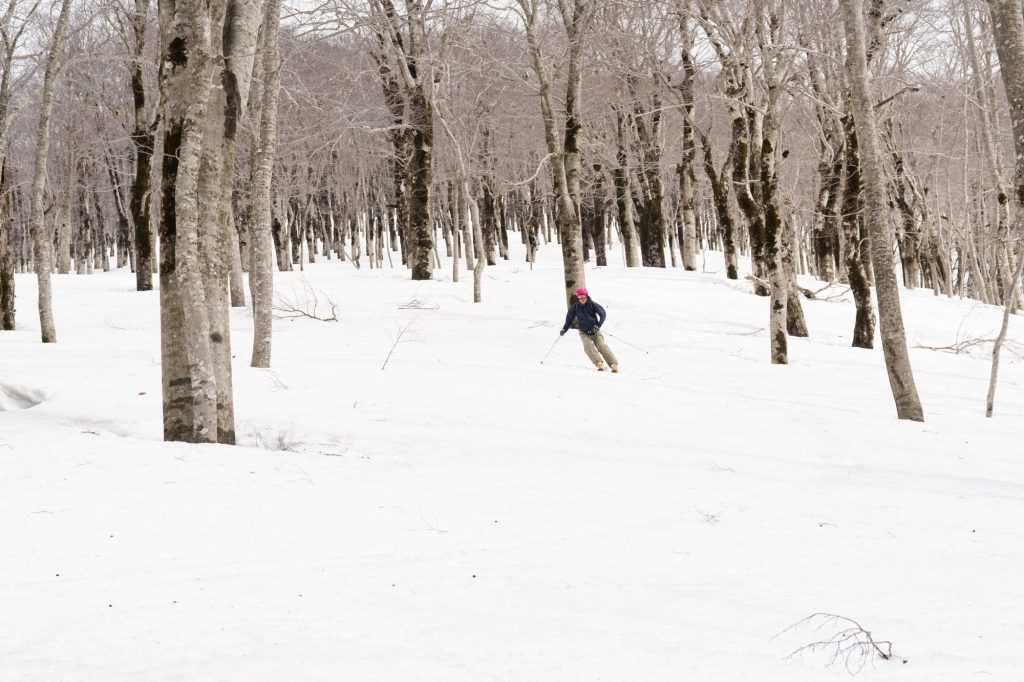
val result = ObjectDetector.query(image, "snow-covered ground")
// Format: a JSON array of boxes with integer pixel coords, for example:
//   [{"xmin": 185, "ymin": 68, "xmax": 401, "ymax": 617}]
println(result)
[{"xmin": 2, "ymin": 241, "xmax": 1023, "ymax": 680}]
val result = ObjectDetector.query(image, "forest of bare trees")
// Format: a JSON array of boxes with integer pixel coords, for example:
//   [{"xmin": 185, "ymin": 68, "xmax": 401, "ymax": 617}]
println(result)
[{"xmin": 3, "ymin": 0, "xmax": 1024, "ymax": 436}]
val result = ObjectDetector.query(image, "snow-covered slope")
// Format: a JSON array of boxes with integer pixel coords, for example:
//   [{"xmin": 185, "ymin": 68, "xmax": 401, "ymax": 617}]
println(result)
[{"xmin": 2, "ymin": 243, "xmax": 1022, "ymax": 680}]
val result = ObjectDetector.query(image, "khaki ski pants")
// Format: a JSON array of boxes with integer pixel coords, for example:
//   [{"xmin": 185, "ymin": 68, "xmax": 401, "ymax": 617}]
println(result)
[{"xmin": 579, "ymin": 329, "xmax": 618, "ymax": 367}]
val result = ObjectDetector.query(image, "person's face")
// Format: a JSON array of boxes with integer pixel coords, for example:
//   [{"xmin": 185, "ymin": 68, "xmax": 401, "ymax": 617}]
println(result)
[{"xmin": 577, "ymin": 294, "xmax": 587, "ymax": 303}]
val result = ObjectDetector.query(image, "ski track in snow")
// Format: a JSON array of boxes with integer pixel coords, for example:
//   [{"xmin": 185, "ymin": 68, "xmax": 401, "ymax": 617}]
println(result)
[{"xmin": 1, "ymin": 243, "xmax": 1023, "ymax": 680}]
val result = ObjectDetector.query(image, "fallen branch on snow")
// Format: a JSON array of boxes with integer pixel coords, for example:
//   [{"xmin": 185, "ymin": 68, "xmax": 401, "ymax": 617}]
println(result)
[
  {"xmin": 273, "ymin": 278, "xmax": 338, "ymax": 322},
  {"xmin": 381, "ymin": 319, "xmax": 417, "ymax": 370},
  {"xmin": 915, "ymin": 337, "xmax": 1024, "ymax": 359},
  {"xmin": 399, "ymin": 297, "xmax": 439, "ymax": 310},
  {"xmin": 775, "ymin": 612, "xmax": 903, "ymax": 674}
]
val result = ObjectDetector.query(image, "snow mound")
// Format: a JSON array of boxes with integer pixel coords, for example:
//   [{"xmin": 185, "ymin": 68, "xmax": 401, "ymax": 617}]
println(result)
[{"xmin": 0, "ymin": 383, "xmax": 46, "ymax": 410}]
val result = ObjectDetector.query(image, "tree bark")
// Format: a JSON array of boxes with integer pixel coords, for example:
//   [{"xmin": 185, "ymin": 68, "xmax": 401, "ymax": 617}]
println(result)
[
  {"xmin": 0, "ymin": 159, "xmax": 12, "ymax": 329},
  {"xmin": 130, "ymin": 0, "xmax": 155, "ymax": 292},
  {"xmin": 194, "ymin": 0, "xmax": 261, "ymax": 442},
  {"xmin": 699, "ymin": 131, "xmax": 739, "ymax": 280},
  {"xmin": 407, "ymin": 83, "xmax": 433, "ymax": 280},
  {"xmin": 519, "ymin": 0, "xmax": 590, "ymax": 304},
  {"xmin": 966, "ymin": 3, "xmax": 1016, "ymax": 299},
  {"xmin": 677, "ymin": 12, "xmax": 698, "ymax": 271},
  {"xmin": 158, "ymin": 0, "xmax": 243, "ymax": 442},
  {"xmin": 613, "ymin": 106, "xmax": 641, "ymax": 267},
  {"xmin": 841, "ymin": 114, "xmax": 877, "ymax": 348},
  {"xmin": 591, "ymin": 165, "xmax": 608, "ymax": 266},
  {"xmin": 0, "ymin": 2, "xmax": 34, "ymax": 329},
  {"xmin": 250, "ymin": 0, "xmax": 282, "ymax": 369},
  {"xmin": 842, "ymin": 0, "xmax": 924, "ymax": 421},
  {"xmin": 28, "ymin": 0, "xmax": 73, "ymax": 343},
  {"xmin": 631, "ymin": 87, "xmax": 666, "ymax": 268},
  {"xmin": 984, "ymin": 0, "xmax": 1024, "ymax": 415}
]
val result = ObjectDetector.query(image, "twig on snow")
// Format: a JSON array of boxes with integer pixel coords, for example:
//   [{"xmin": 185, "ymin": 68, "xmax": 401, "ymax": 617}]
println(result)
[
  {"xmin": 775, "ymin": 612, "xmax": 903, "ymax": 674},
  {"xmin": 916, "ymin": 337, "xmax": 1024, "ymax": 359},
  {"xmin": 381, "ymin": 319, "xmax": 417, "ymax": 370},
  {"xmin": 273, "ymin": 278, "xmax": 338, "ymax": 322},
  {"xmin": 399, "ymin": 297, "xmax": 439, "ymax": 310}
]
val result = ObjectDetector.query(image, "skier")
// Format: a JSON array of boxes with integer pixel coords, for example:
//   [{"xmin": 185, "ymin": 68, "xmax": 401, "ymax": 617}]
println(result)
[{"xmin": 559, "ymin": 287, "xmax": 619, "ymax": 372}]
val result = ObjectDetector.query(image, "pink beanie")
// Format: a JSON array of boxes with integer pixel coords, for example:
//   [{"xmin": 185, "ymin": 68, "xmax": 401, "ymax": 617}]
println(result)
[{"xmin": 575, "ymin": 287, "xmax": 588, "ymax": 296}]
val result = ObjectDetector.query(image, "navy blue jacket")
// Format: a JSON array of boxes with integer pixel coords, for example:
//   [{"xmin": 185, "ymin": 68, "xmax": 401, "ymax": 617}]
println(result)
[{"xmin": 562, "ymin": 299, "xmax": 606, "ymax": 333}]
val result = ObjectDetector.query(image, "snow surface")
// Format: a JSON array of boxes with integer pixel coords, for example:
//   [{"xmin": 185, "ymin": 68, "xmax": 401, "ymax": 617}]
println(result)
[{"xmin": 2, "ymin": 241, "xmax": 1023, "ymax": 680}]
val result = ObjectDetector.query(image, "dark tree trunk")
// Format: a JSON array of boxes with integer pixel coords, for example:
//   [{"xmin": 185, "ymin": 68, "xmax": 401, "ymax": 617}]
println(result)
[
  {"xmin": 813, "ymin": 144, "xmax": 843, "ymax": 281},
  {"xmin": 497, "ymin": 193, "xmax": 510, "ymax": 260},
  {"xmin": 701, "ymin": 133, "xmax": 739, "ymax": 280},
  {"xmin": 481, "ymin": 177, "xmax": 497, "ymax": 266},
  {"xmin": 130, "ymin": 0, "xmax": 154, "ymax": 291},
  {"xmin": 632, "ymin": 91, "xmax": 666, "ymax": 268},
  {"xmin": 613, "ymin": 107, "xmax": 641, "ymax": 266},
  {"xmin": 408, "ymin": 88, "xmax": 433, "ymax": 280},
  {"xmin": 592, "ymin": 165, "xmax": 608, "ymax": 266},
  {"xmin": 841, "ymin": 114, "xmax": 877, "ymax": 348},
  {"xmin": 0, "ymin": 159, "xmax": 13, "ymax": 330},
  {"xmin": 158, "ymin": 121, "xmax": 194, "ymax": 442}
]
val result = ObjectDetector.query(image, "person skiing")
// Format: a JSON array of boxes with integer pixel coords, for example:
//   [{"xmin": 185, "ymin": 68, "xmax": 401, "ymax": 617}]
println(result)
[{"xmin": 559, "ymin": 287, "xmax": 619, "ymax": 372}]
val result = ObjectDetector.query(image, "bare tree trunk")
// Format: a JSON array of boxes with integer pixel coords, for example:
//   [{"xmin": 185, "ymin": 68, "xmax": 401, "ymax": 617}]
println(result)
[
  {"xmin": 841, "ymin": 114, "xmax": 877, "ymax": 348},
  {"xmin": 130, "ymin": 0, "xmax": 155, "ymax": 292},
  {"xmin": 194, "ymin": 0, "xmax": 261, "ymax": 442},
  {"xmin": 229, "ymin": 212, "xmax": 246, "ymax": 307},
  {"xmin": 481, "ymin": 171, "xmax": 498, "ymax": 266},
  {"xmin": 157, "ymin": 5, "xmax": 194, "ymax": 441},
  {"xmin": 807, "ymin": 46, "xmax": 842, "ymax": 283},
  {"xmin": 0, "ymin": 1, "xmax": 35, "ymax": 330},
  {"xmin": 369, "ymin": 0, "xmax": 434, "ymax": 280},
  {"xmin": 759, "ymin": 93, "xmax": 788, "ymax": 363},
  {"xmin": 169, "ymin": 0, "xmax": 219, "ymax": 442},
  {"xmin": 677, "ymin": 11, "xmax": 698, "ymax": 271},
  {"xmin": 613, "ymin": 106, "xmax": 641, "ymax": 267},
  {"xmin": 76, "ymin": 176, "xmax": 93, "ymax": 275},
  {"xmin": 469, "ymin": 192, "xmax": 484, "ymax": 302},
  {"xmin": 194, "ymin": 4, "xmax": 232, "ymax": 442},
  {"xmin": 223, "ymin": 3, "xmax": 261, "ymax": 313},
  {"xmin": 592, "ymin": 165, "xmax": 608, "ymax": 266},
  {"xmin": 28, "ymin": 0, "xmax": 73, "ymax": 343},
  {"xmin": 965, "ymin": 3, "xmax": 1016, "ymax": 298},
  {"xmin": 56, "ymin": 201, "xmax": 71, "ymax": 275},
  {"xmin": 986, "ymin": 248, "xmax": 1024, "ymax": 416},
  {"xmin": 634, "ymin": 94, "xmax": 667, "ymax": 268},
  {"xmin": 699, "ymin": 132, "xmax": 739, "ymax": 280},
  {"xmin": 104, "ymin": 154, "xmax": 132, "ymax": 271},
  {"xmin": 519, "ymin": 0, "xmax": 590, "ymax": 304},
  {"xmin": 842, "ymin": 0, "xmax": 924, "ymax": 421},
  {"xmin": 450, "ymin": 182, "xmax": 460, "ymax": 282},
  {"xmin": 408, "ymin": 83, "xmax": 434, "ymax": 280},
  {"xmin": 463, "ymin": 191, "xmax": 474, "ymax": 272},
  {"xmin": 784, "ymin": 217, "xmax": 808, "ymax": 337},
  {"xmin": 250, "ymin": 0, "xmax": 282, "ymax": 369},
  {"xmin": 0, "ymin": 160, "xmax": 12, "ymax": 329},
  {"xmin": 984, "ymin": 0, "xmax": 1024, "ymax": 416}
]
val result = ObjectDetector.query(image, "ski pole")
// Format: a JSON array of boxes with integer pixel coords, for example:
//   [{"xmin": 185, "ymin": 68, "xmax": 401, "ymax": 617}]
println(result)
[
  {"xmin": 603, "ymin": 330, "xmax": 650, "ymax": 355},
  {"xmin": 540, "ymin": 334, "xmax": 563, "ymax": 364}
]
